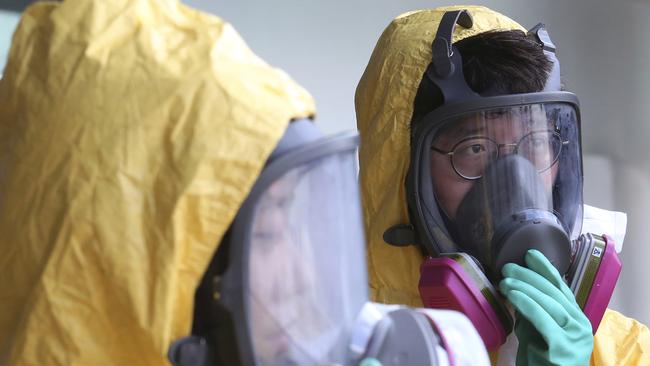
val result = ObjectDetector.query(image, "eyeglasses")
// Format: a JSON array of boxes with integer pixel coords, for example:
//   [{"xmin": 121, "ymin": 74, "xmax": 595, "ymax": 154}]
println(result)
[{"xmin": 431, "ymin": 130, "xmax": 569, "ymax": 180}]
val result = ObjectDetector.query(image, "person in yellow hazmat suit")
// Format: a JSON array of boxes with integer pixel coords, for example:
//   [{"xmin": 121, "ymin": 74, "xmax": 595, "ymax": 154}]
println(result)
[
  {"xmin": 355, "ymin": 5, "xmax": 650, "ymax": 366},
  {"xmin": 0, "ymin": 0, "xmax": 317, "ymax": 364}
]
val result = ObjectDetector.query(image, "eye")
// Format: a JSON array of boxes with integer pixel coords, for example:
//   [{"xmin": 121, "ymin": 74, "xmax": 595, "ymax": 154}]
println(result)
[
  {"xmin": 531, "ymin": 137, "xmax": 548, "ymax": 148},
  {"xmin": 522, "ymin": 132, "xmax": 554, "ymax": 154},
  {"xmin": 469, "ymin": 144, "xmax": 486, "ymax": 154},
  {"xmin": 456, "ymin": 141, "xmax": 490, "ymax": 157}
]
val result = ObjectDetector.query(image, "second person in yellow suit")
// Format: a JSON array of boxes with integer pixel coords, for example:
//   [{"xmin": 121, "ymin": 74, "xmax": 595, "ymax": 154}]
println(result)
[{"xmin": 355, "ymin": 5, "xmax": 650, "ymax": 365}]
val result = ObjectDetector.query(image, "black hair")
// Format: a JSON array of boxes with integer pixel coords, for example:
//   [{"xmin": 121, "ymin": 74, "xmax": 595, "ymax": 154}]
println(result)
[
  {"xmin": 411, "ymin": 30, "xmax": 553, "ymax": 124},
  {"xmin": 456, "ymin": 30, "xmax": 553, "ymax": 94}
]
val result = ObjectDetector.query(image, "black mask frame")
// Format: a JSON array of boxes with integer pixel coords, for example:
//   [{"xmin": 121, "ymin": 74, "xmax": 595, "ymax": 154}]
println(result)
[{"xmin": 384, "ymin": 10, "xmax": 584, "ymax": 262}]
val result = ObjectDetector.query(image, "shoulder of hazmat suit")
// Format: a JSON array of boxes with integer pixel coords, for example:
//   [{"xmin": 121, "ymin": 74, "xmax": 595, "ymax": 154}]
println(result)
[
  {"xmin": 354, "ymin": 5, "xmax": 650, "ymax": 365},
  {"xmin": 590, "ymin": 309, "xmax": 650, "ymax": 365},
  {"xmin": 0, "ymin": 0, "xmax": 315, "ymax": 365}
]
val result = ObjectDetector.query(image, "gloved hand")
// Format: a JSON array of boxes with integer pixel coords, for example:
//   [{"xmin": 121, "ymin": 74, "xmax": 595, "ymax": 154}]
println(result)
[{"xmin": 499, "ymin": 249, "xmax": 593, "ymax": 366}]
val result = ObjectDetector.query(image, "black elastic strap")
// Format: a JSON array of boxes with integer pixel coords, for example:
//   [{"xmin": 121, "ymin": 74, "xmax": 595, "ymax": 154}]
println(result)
[
  {"xmin": 427, "ymin": 10, "xmax": 480, "ymax": 104},
  {"xmin": 527, "ymin": 23, "xmax": 556, "ymax": 52},
  {"xmin": 431, "ymin": 10, "xmax": 473, "ymax": 77},
  {"xmin": 384, "ymin": 224, "xmax": 418, "ymax": 247}
]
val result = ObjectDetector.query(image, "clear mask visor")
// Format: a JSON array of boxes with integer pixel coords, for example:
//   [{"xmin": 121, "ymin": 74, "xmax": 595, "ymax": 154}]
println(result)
[
  {"xmin": 247, "ymin": 149, "xmax": 368, "ymax": 365},
  {"xmin": 428, "ymin": 103, "xmax": 582, "ymax": 275}
]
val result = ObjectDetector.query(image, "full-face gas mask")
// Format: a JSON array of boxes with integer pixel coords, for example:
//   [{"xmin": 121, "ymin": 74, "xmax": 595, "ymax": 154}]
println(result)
[
  {"xmin": 167, "ymin": 120, "xmax": 492, "ymax": 366},
  {"xmin": 383, "ymin": 10, "xmax": 621, "ymax": 350}
]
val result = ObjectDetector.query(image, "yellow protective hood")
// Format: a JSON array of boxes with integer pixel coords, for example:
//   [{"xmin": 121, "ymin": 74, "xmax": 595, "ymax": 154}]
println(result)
[
  {"xmin": 0, "ymin": 0, "xmax": 315, "ymax": 365},
  {"xmin": 355, "ymin": 5, "xmax": 525, "ymax": 306}
]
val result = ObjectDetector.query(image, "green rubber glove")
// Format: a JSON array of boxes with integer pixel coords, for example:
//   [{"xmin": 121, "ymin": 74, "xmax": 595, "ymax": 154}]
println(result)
[
  {"xmin": 359, "ymin": 358, "xmax": 382, "ymax": 366},
  {"xmin": 499, "ymin": 249, "xmax": 593, "ymax": 366}
]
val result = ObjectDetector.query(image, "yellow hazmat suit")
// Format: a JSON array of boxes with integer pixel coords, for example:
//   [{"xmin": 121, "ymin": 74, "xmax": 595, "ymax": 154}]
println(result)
[
  {"xmin": 0, "ymin": 0, "xmax": 314, "ymax": 364},
  {"xmin": 355, "ymin": 5, "xmax": 650, "ymax": 365}
]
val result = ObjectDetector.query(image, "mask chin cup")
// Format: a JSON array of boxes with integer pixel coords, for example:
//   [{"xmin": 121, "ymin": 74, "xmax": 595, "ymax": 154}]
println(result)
[
  {"xmin": 490, "ymin": 210, "xmax": 571, "ymax": 282},
  {"xmin": 419, "ymin": 253, "xmax": 513, "ymax": 350},
  {"xmin": 568, "ymin": 233, "xmax": 622, "ymax": 333}
]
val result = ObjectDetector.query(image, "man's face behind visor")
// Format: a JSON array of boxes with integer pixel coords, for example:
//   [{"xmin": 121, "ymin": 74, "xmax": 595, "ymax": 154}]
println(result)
[{"xmin": 430, "ymin": 103, "xmax": 565, "ymax": 219}]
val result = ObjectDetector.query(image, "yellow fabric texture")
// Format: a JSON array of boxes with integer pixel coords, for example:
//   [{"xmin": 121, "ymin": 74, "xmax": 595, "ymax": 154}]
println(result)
[
  {"xmin": 355, "ymin": 5, "xmax": 650, "ymax": 365},
  {"xmin": 355, "ymin": 5, "xmax": 525, "ymax": 308},
  {"xmin": 0, "ymin": 0, "xmax": 315, "ymax": 365},
  {"xmin": 590, "ymin": 309, "xmax": 650, "ymax": 365}
]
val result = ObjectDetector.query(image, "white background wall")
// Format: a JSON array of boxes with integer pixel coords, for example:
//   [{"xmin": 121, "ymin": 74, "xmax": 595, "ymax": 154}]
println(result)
[
  {"xmin": 2, "ymin": 0, "xmax": 650, "ymax": 326},
  {"xmin": 0, "ymin": 11, "xmax": 21, "ymax": 72}
]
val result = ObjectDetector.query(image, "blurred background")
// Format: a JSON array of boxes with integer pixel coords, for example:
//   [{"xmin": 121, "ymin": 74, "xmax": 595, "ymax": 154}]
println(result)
[{"xmin": 2, "ymin": 0, "xmax": 649, "ymax": 326}]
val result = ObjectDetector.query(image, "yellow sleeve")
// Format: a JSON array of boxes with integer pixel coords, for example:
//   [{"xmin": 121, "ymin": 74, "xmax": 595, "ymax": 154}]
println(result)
[{"xmin": 590, "ymin": 308, "xmax": 650, "ymax": 365}]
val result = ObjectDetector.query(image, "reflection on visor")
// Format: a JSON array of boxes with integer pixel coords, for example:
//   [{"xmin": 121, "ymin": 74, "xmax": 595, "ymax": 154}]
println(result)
[
  {"xmin": 433, "ymin": 130, "xmax": 567, "ymax": 180},
  {"xmin": 431, "ymin": 104, "xmax": 570, "ymax": 180},
  {"xmin": 247, "ymin": 150, "xmax": 367, "ymax": 366},
  {"xmin": 421, "ymin": 102, "xmax": 583, "ymax": 271}
]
